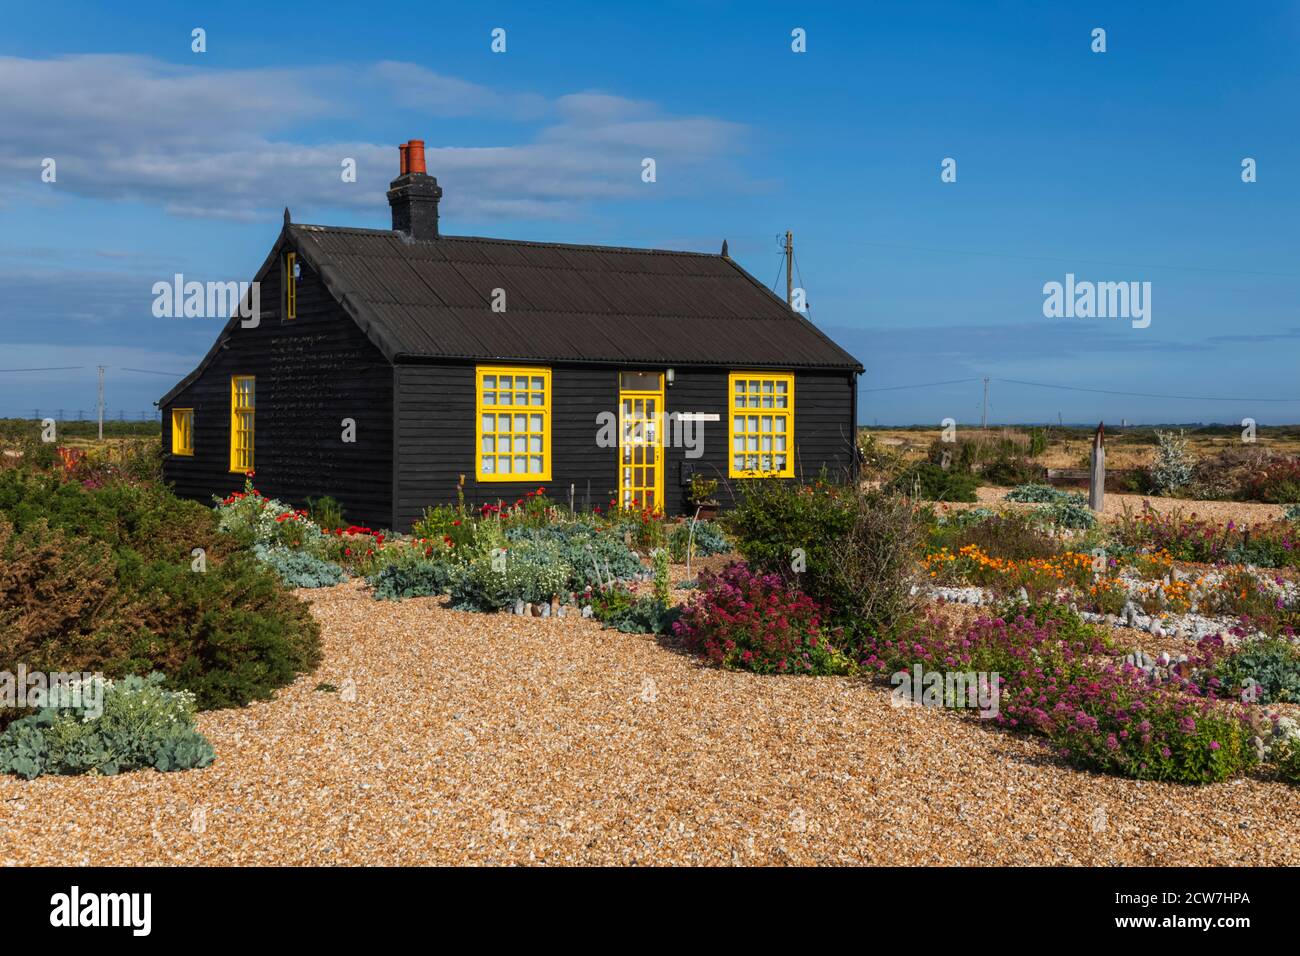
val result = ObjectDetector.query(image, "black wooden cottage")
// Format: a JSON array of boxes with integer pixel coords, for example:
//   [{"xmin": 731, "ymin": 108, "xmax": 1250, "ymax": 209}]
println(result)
[{"xmin": 159, "ymin": 140, "xmax": 863, "ymax": 530}]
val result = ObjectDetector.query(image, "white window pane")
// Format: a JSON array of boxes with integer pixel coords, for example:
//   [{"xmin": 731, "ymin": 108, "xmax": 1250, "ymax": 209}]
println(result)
[
  {"xmin": 760, "ymin": 455, "xmax": 772, "ymax": 472},
  {"xmin": 499, "ymin": 457, "xmax": 512, "ymax": 473},
  {"xmin": 529, "ymin": 455, "xmax": 543, "ymax": 473},
  {"xmin": 761, "ymin": 416, "xmax": 772, "ymax": 432},
  {"xmin": 733, "ymin": 416, "xmax": 745, "ymax": 433},
  {"xmin": 513, "ymin": 414, "xmax": 526, "ymax": 432},
  {"xmin": 512, "ymin": 436, "xmax": 525, "ymax": 453},
  {"xmin": 761, "ymin": 435, "xmax": 772, "ymax": 451},
  {"xmin": 481, "ymin": 414, "xmax": 495, "ymax": 433},
  {"xmin": 747, "ymin": 436, "xmax": 759, "ymax": 451},
  {"xmin": 775, "ymin": 380, "xmax": 787, "ymax": 394},
  {"xmin": 762, "ymin": 381, "xmax": 773, "ymax": 393},
  {"xmin": 529, "ymin": 435, "xmax": 542, "ymax": 452},
  {"xmin": 531, "ymin": 376, "xmax": 544, "ymax": 391},
  {"xmin": 774, "ymin": 435, "xmax": 787, "ymax": 451},
  {"xmin": 733, "ymin": 455, "xmax": 744, "ymax": 470},
  {"xmin": 517, "ymin": 391, "xmax": 530, "ymax": 405},
  {"xmin": 531, "ymin": 392, "xmax": 544, "ymax": 406},
  {"xmin": 529, "ymin": 414, "xmax": 543, "ymax": 431},
  {"xmin": 748, "ymin": 416, "xmax": 759, "ymax": 432},
  {"xmin": 498, "ymin": 375, "xmax": 512, "ymax": 389},
  {"xmin": 483, "ymin": 391, "xmax": 496, "ymax": 405},
  {"xmin": 499, "ymin": 391, "xmax": 513, "ymax": 405},
  {"xmin": 774, "ymin": 454, "xmax": 787, "ymax": 471},
  {"xmin": 482, "ymin": 436, "xmax": 495, "ymax": 453},
  {"xmin": 482, "ymin": 457, "xmax": 495, "ymax": 473},
  {"xmin": 775, "ymin": 395, "xmax": 788, "ymax": 409},
  {"xmin": 483, "ymin": 375, "xmax": 496, "ymax": 389},
  {"xmin": 762, "ymin": 395, "xmax": 773, "ymax": 408},
  {"xmin": 514, "ymin": 456, "xmax": 527, "ymax": 473},
  {"xmin": 775, "ymin": 417, "xmax": 787, "ymax": 432},
  {"xmin": 733, "ymin": 436, "xmax": 744, "ymax": 451},
  {"xmin": 498, "ymin": 414, "xmax": 512, "ymax": 431}
]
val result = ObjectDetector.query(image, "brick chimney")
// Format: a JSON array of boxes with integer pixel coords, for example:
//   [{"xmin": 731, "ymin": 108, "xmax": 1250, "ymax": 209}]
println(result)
[{"xmin": 387, "ymin": 139, "xmax": 442, "ymax": 240}]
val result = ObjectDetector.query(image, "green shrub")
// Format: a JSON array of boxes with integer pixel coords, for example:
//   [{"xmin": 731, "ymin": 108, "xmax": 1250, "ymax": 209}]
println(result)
[
  {"xmin": 727, "ymin": 480, "xmax": 924, "ymax": 652},
  {"xmin": 306, "ymin": 495, "xmax": 345, "ymax": 531},
  {"xmin": 980, "ymin": 455, "xmax": 1041, "ymax": 487},
  {"xmin": 253, "ymin": 544, "xmax": 346, "ymax": 589},
  {"xmin": 0, "ymin": 673, "xmax": 215, "ymax": 779},
  {"xmin": 0, "ymin": 469, "xmax": 321, "ymax": 711},
  {"xmin": 886, "ymin": 462, "xmax": 978, "ymax": 502}
]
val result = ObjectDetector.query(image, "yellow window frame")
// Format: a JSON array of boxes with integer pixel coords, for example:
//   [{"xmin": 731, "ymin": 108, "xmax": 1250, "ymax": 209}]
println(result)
[
  {"xmin": 171, "ymin": 408, "xmax": 194, "ymax": 456},
  {"xmin": 475, "ymin": 365, "xmax": 552, "ymax": 482},
  {"xmin": 230, "ymin": 375, "xmax": 255, "ymax": 473},
  {"xmin": 728, "ymin": 371, "xmax": 795, "ymax": 478},
  {"xmin": 284, "ymin": 251, "xmax": 297, "ymax": 320}
]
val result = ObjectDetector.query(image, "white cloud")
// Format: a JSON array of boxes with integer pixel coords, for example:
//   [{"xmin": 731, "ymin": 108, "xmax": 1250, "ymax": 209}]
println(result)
[{"xmin": 0, "ymin": 55, "xmax": 751, "ymax": 222}]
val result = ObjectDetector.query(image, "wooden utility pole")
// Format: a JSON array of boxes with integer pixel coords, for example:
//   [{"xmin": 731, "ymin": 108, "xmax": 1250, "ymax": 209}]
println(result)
[
  {"xmin": 981, "ymin": 377, "xmax": 989, "ymax": 430},
  {"xmin": 96, "ymin": 366, "xmax": 105, "ymax": 440},
  {"xmin": 784, "ymin": 230, "xmax": 794, "ymax": 307}
]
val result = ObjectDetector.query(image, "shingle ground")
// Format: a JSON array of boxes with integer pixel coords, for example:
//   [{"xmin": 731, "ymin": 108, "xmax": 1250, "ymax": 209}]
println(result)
[{"xmin": 3, "ymin": 578, "xmax": 1298, "ymax": 866}]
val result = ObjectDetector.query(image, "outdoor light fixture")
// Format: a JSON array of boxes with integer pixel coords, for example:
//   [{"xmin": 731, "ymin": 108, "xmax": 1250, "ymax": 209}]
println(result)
[{"xmin": 666, "ymin": 368, "xmax": 675, "ymax": 386}]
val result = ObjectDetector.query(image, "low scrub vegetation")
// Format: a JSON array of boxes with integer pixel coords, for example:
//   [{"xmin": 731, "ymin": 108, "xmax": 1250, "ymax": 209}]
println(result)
[{"xmin": 0, "ymin": 673, "xmax": 215, "ymax": 779}]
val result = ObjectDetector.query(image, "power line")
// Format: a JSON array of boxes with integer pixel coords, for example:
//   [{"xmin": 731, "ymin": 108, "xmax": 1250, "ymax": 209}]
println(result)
[
  {"xmin": 994, "ymin": 377, "xmax": 1300, "ymax": 403},
  {"xmin": 795, "ymin": 237, "xmax": 1300, "ymax": 279},
  {"xmin": 120, "ymin": 367, "xmax": 184, "ymax": 376},
  {"xmin": 860, "ymin": 377, "xmax": 983, "ymax": 393},
  {"xmin": 0, "ymin": 366, "xmax": 86, "ymax": 372}
]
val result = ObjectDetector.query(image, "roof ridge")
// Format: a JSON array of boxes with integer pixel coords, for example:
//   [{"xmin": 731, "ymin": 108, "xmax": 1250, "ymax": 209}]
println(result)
[{"xmin": 291, "ymin": 223, "xmax": 722, "ymax": 258}]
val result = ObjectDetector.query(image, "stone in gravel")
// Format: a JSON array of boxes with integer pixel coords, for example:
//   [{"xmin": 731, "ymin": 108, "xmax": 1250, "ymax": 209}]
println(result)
[
  {"xmin": 541, "ymin": 604, "xmax": 551, "ymax": 618},
  {"xmin": 514, "ymin": 600, "xmax": 525, "ymax": 616},
  {"xmin": 581, "ymin": 605, "xmax": 593, "ymax": 618}
]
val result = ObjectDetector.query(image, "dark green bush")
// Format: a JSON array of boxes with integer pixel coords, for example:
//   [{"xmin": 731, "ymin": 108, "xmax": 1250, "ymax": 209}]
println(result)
[
  {"xmin": 886, "ymin": 462, "xmax": 978, "ymax": 502},
  {"xmin": 726, "ymin": 480, "xmax": 924, "ymax": 652},
  {"xmin": 0, "ymin": 469, "xmax": 321, "ymax": 711}
]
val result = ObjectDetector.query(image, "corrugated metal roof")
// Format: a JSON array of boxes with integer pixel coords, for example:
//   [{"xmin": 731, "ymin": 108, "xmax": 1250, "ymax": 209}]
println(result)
[{"xmin": 289, "ymin": 224, "xmax": 862, "ymax": 370}]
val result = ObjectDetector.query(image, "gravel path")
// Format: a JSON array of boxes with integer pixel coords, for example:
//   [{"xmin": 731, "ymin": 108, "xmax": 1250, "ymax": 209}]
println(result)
[
  {"xmin": 3, "ymin": 580, "xmax": 1298, "ymax": 866},
  {"xmin": 969, "ymin": 486, "xmax": 1289, "ymax": 525}
]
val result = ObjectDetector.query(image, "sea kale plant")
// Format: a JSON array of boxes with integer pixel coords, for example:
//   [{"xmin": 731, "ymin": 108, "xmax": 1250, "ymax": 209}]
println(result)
[{"xmin": 0, "ymin": 673, "xmax": 215, "ymax": 780}]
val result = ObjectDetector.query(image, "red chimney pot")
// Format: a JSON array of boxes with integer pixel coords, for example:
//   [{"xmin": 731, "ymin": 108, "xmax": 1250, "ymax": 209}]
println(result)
[
  {"xmin": 398, "ymin": 143, "xmax": 409, "ymax": 175},
  {"xmin": 407, "ymin": 139, "xmax": 427, "ymax": 175}
]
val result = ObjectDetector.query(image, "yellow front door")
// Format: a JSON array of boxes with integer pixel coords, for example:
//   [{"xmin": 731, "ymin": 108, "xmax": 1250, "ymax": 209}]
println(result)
[{"xmin": 618, "ymin": 371, "xmax": 665, "ymax": 512}]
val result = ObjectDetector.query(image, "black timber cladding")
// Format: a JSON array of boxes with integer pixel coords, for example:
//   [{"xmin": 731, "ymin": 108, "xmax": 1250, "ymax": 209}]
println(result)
[{"xmin": 160, "ymin": 239, "xmax": 394, "ymax": 528}]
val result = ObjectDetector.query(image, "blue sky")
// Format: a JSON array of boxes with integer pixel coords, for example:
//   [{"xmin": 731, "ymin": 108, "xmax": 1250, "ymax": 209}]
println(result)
[{"xmin": 1, "ymin": 0, "xmax": 1296, "ymax": 424}]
